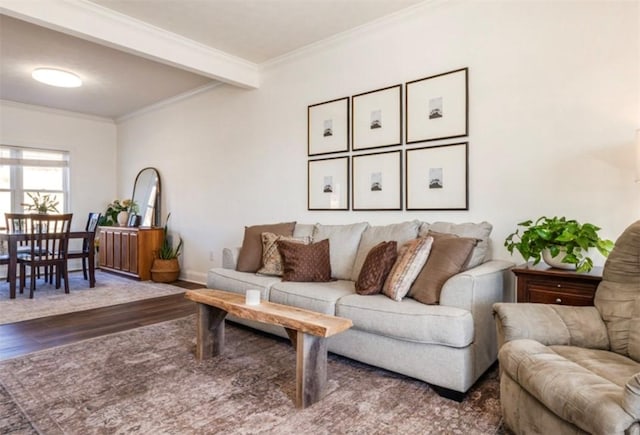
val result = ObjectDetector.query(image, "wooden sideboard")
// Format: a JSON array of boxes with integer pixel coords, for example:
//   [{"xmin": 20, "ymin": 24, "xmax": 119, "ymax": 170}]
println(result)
[{"xmin": 98, "ymin": 226, "xmax": 164, "ymax": 280}]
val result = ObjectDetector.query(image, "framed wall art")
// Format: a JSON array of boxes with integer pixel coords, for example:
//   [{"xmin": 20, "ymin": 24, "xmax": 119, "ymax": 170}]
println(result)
[
  {"xmin": 406, "ymin": 68, "xmax": 468, "ymax": 144},
  {"xmin": 308, "ymin": 97, "xmax": 349, "ymax": 156},
  {"xmin": 352, "ymin": 84, "xmax": 402, "ymax": 151},
  {"xmin": 352, "ymin": 150, "xmax": 402, "ymax": 211},
  {"xmin": 308, "ymin": 156, "xmax": 349, "ymax": 210},
  {"xmin": 405, "ymin": 142, "xmax": 468, "ymax": 210},
  {"xmin": 127, "ymin": 213, "xmax": 141, "ymax": 227}
]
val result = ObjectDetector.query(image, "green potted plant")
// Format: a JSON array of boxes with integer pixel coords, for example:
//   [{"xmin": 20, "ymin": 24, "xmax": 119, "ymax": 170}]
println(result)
[
  {"xmin": 504, "ymin": 216, "xmax": 614, "ymax": 272},
  {"xmin": 21, "ymin": 192, "xmax": 59, "ymax": 214},
  {"xmin": 99, "ymin": 198, "xmax": 138, "ymax": 226},
  {"xmin": 150, "ymin": 213, "xmax": 183, "ymax": 283}
]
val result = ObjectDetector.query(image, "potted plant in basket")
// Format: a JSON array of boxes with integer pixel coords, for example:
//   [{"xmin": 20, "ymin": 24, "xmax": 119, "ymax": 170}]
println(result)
[
  {"xmin": 150, "ymin": 213, "xmax": 183, "ymax": 283},
  {"xmin": 504, "ymin": 216, "xmax": 614, "ymax": 272}
]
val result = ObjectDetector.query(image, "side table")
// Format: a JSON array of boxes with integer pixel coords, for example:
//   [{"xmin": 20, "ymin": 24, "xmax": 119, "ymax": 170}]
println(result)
[{"xmin": 512, "ymin": 262, "xmax": 603, "ymax": 306}]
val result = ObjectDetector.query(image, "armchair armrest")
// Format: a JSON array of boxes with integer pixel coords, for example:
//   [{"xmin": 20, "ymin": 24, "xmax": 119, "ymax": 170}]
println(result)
[
  {"xmin": 222, "ymin": 247, "xmax": 241, "ymax": 270},
  {"xmin": 625, "ymin": 373, "xmax": 640, "ymax": 419},
  {"xmin": 493, "ymin": 302, "xmax": 610, "ymax": 350}
]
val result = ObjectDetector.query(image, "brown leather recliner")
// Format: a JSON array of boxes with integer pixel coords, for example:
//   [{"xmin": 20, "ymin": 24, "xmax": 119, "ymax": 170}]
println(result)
[{"xmin": 493, "ymin": 221, "xmax": 640, "ymax": 435}]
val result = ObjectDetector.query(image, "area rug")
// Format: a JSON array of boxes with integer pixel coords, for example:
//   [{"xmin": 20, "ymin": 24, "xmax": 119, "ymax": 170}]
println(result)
[
  {"xmin": 0, "ymin": 317, "xmax": 503, "ymax": 434},
  {"xmin": 0, "ymin": 270, "xmax": 187, "ymax": 325}
]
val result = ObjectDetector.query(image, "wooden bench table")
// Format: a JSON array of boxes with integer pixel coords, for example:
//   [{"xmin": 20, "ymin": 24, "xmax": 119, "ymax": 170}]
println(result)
[{"xmin": 184, "ymin": 288, "xmax": 353, "ymax": 408}]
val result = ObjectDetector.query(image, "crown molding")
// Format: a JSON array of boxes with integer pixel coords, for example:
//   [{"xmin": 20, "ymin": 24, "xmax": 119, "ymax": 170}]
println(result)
[
  {"xmin": 116, "ymin": 82, "xmax": 224, "ymax": 123},
  {"xmin": 0, "ymin": 99, "xmax": 115, "ymax": 124},
  {"xmin": 260, "ymin": 0, "xmax": 448, "ymax": 71},
  {"xmin": 0, "ymin": 0, "xmax": 260, "ymax": 89}
]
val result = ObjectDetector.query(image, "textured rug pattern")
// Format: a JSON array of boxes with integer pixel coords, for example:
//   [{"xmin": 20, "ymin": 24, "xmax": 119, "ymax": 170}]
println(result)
[
  {"xmin": 0, "ymin": 270, "xmax": 186, "ymax": 324},
  {"xmin": 0, "ymin": 317, "xmax": 502, "ymax": 434}
]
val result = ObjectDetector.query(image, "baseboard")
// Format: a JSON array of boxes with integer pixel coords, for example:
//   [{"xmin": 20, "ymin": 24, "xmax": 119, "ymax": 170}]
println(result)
[{"xmin": 182, "ymin": 270, "xmax": 206, "ymax": 285}]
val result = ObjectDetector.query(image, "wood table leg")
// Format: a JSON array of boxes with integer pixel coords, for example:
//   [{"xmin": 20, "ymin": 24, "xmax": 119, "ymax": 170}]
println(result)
[
  {"xmin": 295, "ymin": 331, "xmax": 328, "ymax": 408},
  {"xmin": 8, "ymin": 238, "xmax": 17, "ymax": 299},
  {"xmin": 284, "ymin": 327, "xmax": 297, "ymax": 350},
  {"xmin": 88, "ymin": 247, "xmax": 96, "ymax": 288},
  {"xmin": 195, "ymin": 303, "xmax": 227, "ymax": 360}
]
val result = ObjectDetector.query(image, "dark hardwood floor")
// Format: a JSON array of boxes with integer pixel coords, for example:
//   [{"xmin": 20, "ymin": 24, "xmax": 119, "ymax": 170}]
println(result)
[{"xmin": 0, "ymin": 280, "xmax": 201, "ymax": 360}]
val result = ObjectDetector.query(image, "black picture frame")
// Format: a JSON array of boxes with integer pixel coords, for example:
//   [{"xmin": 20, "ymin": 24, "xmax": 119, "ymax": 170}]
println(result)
[
  {"xmin": 308, "ymin": 97, "xmax": 350, "ymax": 156},
  {"xmin": 352, "ymin": 150, "xmax": 402, "ymax": 211},
  {"xmin": 308, "ymin": 156, "xmax": 350, "ymax": 210},
  {"xmin": 405, "ymin": 142, "xmax": 469, "ymax": 210},
  {"xmin": 127, "ymin": 213, "xmax": 141, "ymax": 227},
  {"xmin": 352, "ymin": 84, "xmax": 402, "ymax": 151},
  {"xmin": 406, "ymin": 68, "xmax": 468, "ymax": 144}
]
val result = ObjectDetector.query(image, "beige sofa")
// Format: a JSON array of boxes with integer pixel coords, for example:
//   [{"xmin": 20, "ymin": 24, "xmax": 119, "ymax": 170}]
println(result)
[
  {"xmin": 493, "ymin": 220, "xmax": 640, "ymax": 434},
  {"xmin": 207, "ymin": 220, "xmax": 514, "ymax": 400}
]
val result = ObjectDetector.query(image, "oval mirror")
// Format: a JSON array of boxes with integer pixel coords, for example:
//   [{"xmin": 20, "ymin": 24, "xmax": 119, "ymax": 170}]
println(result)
[{"xmin": 131, "ymin": 167, "xmax": 161, "ymax": 227}]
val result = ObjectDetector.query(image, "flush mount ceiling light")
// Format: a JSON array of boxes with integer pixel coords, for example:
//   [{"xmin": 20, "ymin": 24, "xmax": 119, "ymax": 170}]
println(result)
[{"xmin": 32, "ymin": 68, "xmax": 82, "ymax": 88}]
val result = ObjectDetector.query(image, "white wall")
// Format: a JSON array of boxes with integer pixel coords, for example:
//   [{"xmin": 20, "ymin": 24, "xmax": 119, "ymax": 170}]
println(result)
[
  {"xmin": 0, "ymin": 100, "xmax": 118, "ymax": 229},
  {"xmin": 117, "ymin": 1, "xmax": 640, "ymax": 283}
]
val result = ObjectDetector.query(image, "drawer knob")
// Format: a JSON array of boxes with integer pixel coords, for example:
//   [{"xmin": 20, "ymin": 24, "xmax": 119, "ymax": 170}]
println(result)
[
  {"xmin": 556, "ymin": 284, "xmax": 562, "ymax": 288},
  {"xmin": 555, "ymin": 298, "xmax": 562, "ymax": 304}
]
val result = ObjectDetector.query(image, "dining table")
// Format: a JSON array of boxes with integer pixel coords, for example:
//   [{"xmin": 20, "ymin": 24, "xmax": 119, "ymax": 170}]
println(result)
[{"xmin": 1, "ymin": 230, "xmax": 95, "ymax": 299}]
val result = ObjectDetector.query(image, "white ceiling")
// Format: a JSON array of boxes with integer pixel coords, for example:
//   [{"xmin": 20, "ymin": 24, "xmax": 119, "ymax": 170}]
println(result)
[{"xmin": 0, "ymin": 0, "xmax": 425, "ymax": 120}]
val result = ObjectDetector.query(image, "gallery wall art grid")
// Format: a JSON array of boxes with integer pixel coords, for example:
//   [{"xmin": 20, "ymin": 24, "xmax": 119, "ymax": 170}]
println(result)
[{"xmin": 307, "ymin": 67, "xmax": 469, "ymax": 211}]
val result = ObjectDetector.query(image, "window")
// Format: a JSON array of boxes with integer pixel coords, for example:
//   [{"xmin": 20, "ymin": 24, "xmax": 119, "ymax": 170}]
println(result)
[{"xmin": 0, "ymin": 146, "xmax": 70, "ymax": 218}]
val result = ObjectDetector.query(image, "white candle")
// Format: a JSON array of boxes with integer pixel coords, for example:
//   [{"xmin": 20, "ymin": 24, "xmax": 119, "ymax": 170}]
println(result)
[{"xmin": 245, "ymin": 289, "xmax": 261, "ymax": 305}]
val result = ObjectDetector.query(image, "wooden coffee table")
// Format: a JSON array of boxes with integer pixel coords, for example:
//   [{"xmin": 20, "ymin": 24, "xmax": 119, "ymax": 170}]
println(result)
[{"xmin": 184, "ymin": 288, "xmax": 353, "ymax": 408}]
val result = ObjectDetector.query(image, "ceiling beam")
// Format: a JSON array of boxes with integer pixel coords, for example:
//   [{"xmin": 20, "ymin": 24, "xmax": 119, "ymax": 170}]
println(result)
[{"xmin": 0, "ymin": 0, "xmax": 260, "ymax": 89}]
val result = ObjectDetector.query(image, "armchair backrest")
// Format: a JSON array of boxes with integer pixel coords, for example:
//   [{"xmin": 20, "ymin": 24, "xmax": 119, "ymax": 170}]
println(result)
[{"xmin": 594, "ymin": 220, "xmax": 640, "ymax": 362}]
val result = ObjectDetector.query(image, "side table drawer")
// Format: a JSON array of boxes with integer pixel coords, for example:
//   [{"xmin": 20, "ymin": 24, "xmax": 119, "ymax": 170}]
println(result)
[
  {"xmin": 528, "ymin": 279, "xmax": 596, "ymax": 295},
  {"xmin": 528, "ymin": 288, "xmax": 594, "ymax": 306}
]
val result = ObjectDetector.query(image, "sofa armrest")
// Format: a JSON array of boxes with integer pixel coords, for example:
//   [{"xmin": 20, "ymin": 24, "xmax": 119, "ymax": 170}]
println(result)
[
  {"xmin": 625, "ymin": 373, "xmax": 640, "ymax": 419},
  {"xmin": 222, "ymin": 247, "xmax": 241, "ymax": 270},
  {"xmin": 440, "ymin": 260, "xmax": 515, "ymax": 310},
  {"xmin": 493, "ymin": 302, "xmax": 610, "ymax": 350},
  {"xmin": 439, "ymin": 260, "xmax": 515, "ymax": 378}
]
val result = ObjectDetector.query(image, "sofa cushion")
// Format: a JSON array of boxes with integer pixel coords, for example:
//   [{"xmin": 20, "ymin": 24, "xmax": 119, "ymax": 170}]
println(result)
[
  {"xmin": 293, "ymin": 223, "xmax": 315, "ymax": 239},
  {"xmin": 257, "ymin": 232, "xmax": 310, "ymax": 276},
  {"xmin": 336, "ymin": 294, "xmax": 473, "ymax": 347},
  {"xmin": 236, "ymin": 222, "xmax": 296, "ymax": 272},
  {"xmin": 383, "ymin": 237, "xmax": 433, "ymax": 302},
  {"xmin": 499, "ymin": 339, "xmax": 639, "ymax": 434},
  {"xmin": 419, "ymin": 221, "xmax": 492, "ymax": 269},
  {"xmin": 350, "ymin": 221, "xmax": 420, "ymax": 281},
  {"xmin": 269, "ymin": 280, "xmax": 354, "ymax": 315},
  {"xmin": 206, "ymin": 268, "xmax": 280, "ymax": 301},
  {"xmin": 550, "ymin": 345, "xmax": 640, "ymax": 387},
  {"xmin": 355, "ymin": 241, "xmax": 397, "ymax": 295},
  {"xmin": 312, "ymin": 222, "xmax": 369, "ymax": 280},
  {"xmin": 278, "ymin": 239, "xmax": 332, "ymax": 282},
  {"xmin": 409, "ymin": 232, "xmax": 477, "ymax": 305}
]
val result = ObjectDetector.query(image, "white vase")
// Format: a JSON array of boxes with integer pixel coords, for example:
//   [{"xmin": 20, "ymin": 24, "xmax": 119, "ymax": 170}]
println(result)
[
  {"xmin": 117, "ymin": 211, "xmax": 129, "ymax": 226},
  {"xmin": 542, "ymin": 248, "xmax": 576, "ymax": 270}
]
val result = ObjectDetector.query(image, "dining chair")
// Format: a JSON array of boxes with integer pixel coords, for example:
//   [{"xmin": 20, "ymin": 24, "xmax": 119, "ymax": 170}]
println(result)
[
  {"xmin": 67, "ymin": 212, "xmax": 101, "ymax": 285},
  {"xmin": 2, "ymin": 213, "xmax": 40, "ymax": 282},
  {"xmin": 18, "ymin": 213, "xmax": 73, "ymax": 298},
  {"xmin": 5, "ymin": 213, "xmax": 33, "ymax": 254}
]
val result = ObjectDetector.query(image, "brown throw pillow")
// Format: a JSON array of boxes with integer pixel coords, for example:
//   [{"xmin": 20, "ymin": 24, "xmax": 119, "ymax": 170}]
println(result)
[
  {"xmin": 257, "ymin": 232, "xmax": 310, "ymax": 276},
  {"xmin": 236, "ymin": 222, "xmax": 296, "ymax": 272},
  {"xmin": 383, "ymin": 237, "xmax": 434, "ymax": 302},
  {"xmin": 409, "ymin": 232, "xmax": 478, "ymax": 305},
  {"xmin": 277, "ymin": 239, "xmax": 332, "ymax": 282},
  {"xmin": 355, "ymin": 241, "xmax": 398, "ymax": 295}
]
